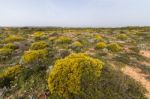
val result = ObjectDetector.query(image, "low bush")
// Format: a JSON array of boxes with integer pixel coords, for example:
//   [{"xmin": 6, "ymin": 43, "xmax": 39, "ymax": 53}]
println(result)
[
  {"xmin": 95, "ymin": 42, "xmax": 107, "ymax": 49},
  {"xmin": 33, "ymin": 32, "xmax": 47, "ymax": 40},
  {"xmin": 107, "ymin": 43, "xmax": 122, "ymax": 52},
  {"xmin": 21, "ymin": 49, "xmax": 49, "ymax": 68},
  {"xmin": 94, "ymin": 34, "xmax": 103, "ymax": 42},
  {"xmin": 4, "ymin": 35, "xmax": 24, "ymax": 43},
  {"xmin": 4, "ymin": 43, "xmax": 18, "ymax": 50},
  {"xmin": 48, "ymin": 53, "xmax": 104, "ymax": 99},
  {"xmin": 0, "ymin": 65, "xmax": 22, "ymax": 88},
  {"xmin": 116, "ymin": 34, "xmax": 128, "ymax": 40},
  {"xmin": 48, "ymin": 37, "xmax": 57, "ymax": 44},
  {"xmin": 71, "ymin": 41, "xmax": 83, "ymax": 52},
  {"xmin": 0, "ymin": 48, "xmax": 13, "ymax": 61},
  {"xmin": 30, "ymin": 41, "xmax": 48, "ymax": 50},
  {"xmin": 55, "ymin": 36, "xmax": 72, "ymax": 44},
  {"xmin": 71, "ymin": 41, "xmax": 83, "ymax": 48}
]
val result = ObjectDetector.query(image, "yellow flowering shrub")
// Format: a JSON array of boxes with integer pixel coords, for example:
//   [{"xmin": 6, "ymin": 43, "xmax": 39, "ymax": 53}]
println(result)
[
  {"xmin": 95, "ymin": 42, "xmax": 107, "ymax": 49},
  {"xmin": 70, "ymin": 41, "xmax": 83, "ymax": 52},
  {"xmin": 0, "ymin": 65, "xmax": 22, "ymax": 87},
  {"xmin": 0, "ymin": 48, "xmax": 12, "ymax": 56},
  {"xmin": 71, "ymin": 41, "xmax": 83, "ymax": 48},
  {"xmin": 48, "ymin": 53, "xmax": 104, "ymax": 98},
  {"xmin": 4, "ymin": 43, "xmax": 18, "ymax": 50},
  {"xmin": 48, "ymin": 37, "xmax": 57, "ymax": 42},
  {"xmin": 116, "ymin": 34, "xmax": 128, "ymax": 40},
  {"xmin": 21, "ymin": 49, "xmax": 48, "ymax": 66},
  {"xmin": 30, "ymin": 41, "xmax": 48, "ymax": 50},
  {"xmin": 94, "ymin": 34, "xmax": 103, "ymax": 42},
  {"xmin": 4, "ymin": 35, "xmax": 24, "ymax": 43},
  {"xmin": 33, "ymin": 32, "xmax": 47, "ymax": 40},
  {"xmin": 0, "ymin": 65, "xmax": 22, "ymax": 78},
  {"xmin": 107, "ymin": 43, "xmax": 122, "ymax": 52},
  {"xmin": 0, "ymin": 48, "xmax": 13, "ymax": 60},
  {"xmin": 55, "ymin": 36, "xmax": 72, "ymax": 44}
]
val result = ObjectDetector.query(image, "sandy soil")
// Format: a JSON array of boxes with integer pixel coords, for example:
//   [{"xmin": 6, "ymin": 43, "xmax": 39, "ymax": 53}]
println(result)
[
  {"xmin": 140, "ymin": 50, "xmax": 150, "ymax": 58},
  {"xmin": 122, "ymin": 66, "xmax": 150, "ymax": 98}
]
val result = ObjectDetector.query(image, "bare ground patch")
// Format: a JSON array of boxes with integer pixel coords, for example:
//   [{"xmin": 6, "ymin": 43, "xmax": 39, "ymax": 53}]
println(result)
[
  {"xmin": 122, "ymin": 66, "xmax": 150, "ymax": 98},
  {"xmin": 140, "ymin": 50, "xmax": 150, "ymax": 58}
]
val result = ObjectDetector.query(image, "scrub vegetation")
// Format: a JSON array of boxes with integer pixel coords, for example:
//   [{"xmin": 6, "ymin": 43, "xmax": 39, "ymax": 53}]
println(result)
[{"xmin": 0, "ymin": 27, "xmax": 150, "ymax": 99}]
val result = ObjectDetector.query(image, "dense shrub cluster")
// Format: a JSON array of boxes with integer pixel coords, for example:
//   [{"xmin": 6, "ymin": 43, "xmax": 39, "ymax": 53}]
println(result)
[
  {"xmin": 55, "ymin": 36, "xmax": 72, "ymax": 44},
  {"xmin": 4, "ymin": 43, "xmax": 18, "ymax": 50},
  {"xmin": 71, "ymin": 41, "xmax": 83, "ymax": 48},
  {"xmin": 116, "ymin": 34, "xmax": 128, "ymax": 40},
  {"xmin": 30, "ymin": 41, "xmax": 48, "ymax": 50},
  {"xmin": 48, "ymin": 53, "xmax": 104, "ymax": 99},
  {"xmin": 21, "ymin": 49, "xmax": 48, "ymax": 67},
  {"xmin": 4, "ymin": 35, "xmax": 24, "ymax": 43},
  {"xmin": 107, "ymin": 43, "xmax": 122, "ymax": 52},
  {"xmin": 0, "ymin": 48, "xmax": 13, "ymax": 61},
  {"xmin": 33, "ymin": 32, "xmax": 47, "ymax": 40},
  {"xmin": 48, "ymin": 37, "xmax": 57, "ymax": 44},
  {"xmin": 95, "ymin": 42, "xmax": 107, "ymax": 49},
  {"xmin": 71, "ymin": 41, "xmax": 83, "ymax": 52},
  {"xmin": 94, "ymin": 34, "xmax": 103, "ymax": 42},
  {"xmin": 0, "ymin": 65, "xmax": 22, "ymax": 87}
]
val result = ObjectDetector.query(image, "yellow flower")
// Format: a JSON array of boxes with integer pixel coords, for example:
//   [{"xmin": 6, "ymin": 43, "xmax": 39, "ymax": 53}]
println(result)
[
  {"xmin": 4, "ymin": 35, "xmax": 24, "ymax": 43},
  {"xmin": 48, "ymin": 53, "xmax": 104, "ymax": 98},
  {"xmin": 107, "ymin": 43, "xmax": 122, "ymax": 52},
  {"xmin": 0, "ymin": 65, "xmax": 22, "ymax": 79},
  {"xmin": 72, "ymin": 41, "xmax": 83, "ymax": 48},
  {"xmin": 21, "ymin": 49, "xmax": 48, "ymax": 65},
  {"xmin": 30, "ymin": 41, "xmax": 48, "ymax": 50},
  {"xmin": 55, "ymin": 36, "xmax": 72, "ymax": 44},
  {"xmin": 95, "ymin": 42, "xmax": 107, "ymax": 49},
  {"xmin": 0, "ymin": 48, "xmax": 12, "ymax": 56}
]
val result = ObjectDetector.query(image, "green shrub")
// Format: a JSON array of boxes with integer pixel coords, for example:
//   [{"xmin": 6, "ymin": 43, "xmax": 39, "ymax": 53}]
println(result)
[
  {"xmin": 4, "ymin": 35, "xmax": 24, "ymax": 43},
  {"xmin": 98, "ymin": 65, "xmax": 147, "ymax": 99},
  {"xmin": 116, "ymin": 34, "xmax": 128, "ymax": 40},
  {"xmin": 0, "ymin": 48, "xmax": 13, "ymax": 60},
  {"xmin": 95, "ymin": 42, "xmax": 107, "ymax": 49},
  {"xmin": 48, "ymin": 53, "xmax": 104, "ymax": 99},
  {"xmin": 107, "ymin": 43, "xmax": 122, "ymax": 52},
  {"xmin": 30, "ymin": 41, "xmax": 48, "ymax": 50},
  {"xmin": 4, "ymin": 43, "xmax": 18, "ymax": 50},
  {"xmin": 21, "ymin": 49, "xmax": 48, "ymax": 67},
  {"xmin": 0, "ymin": 65, "xmax": 22, "ymax": 87},
  {"xmin": 55, "ymin": 36, "xmax": 72, "ymax": 44}
]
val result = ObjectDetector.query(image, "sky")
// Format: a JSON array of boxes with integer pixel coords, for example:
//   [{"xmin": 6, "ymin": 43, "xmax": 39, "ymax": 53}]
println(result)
[{"xmin": 0, "ymin": 0, "xmax": 150, "ymax": 27}]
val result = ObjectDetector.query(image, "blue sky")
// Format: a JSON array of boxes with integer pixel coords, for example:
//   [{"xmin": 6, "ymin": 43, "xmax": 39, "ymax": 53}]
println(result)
[{"xmin": 0, "ymin": 0, "xmax": 150, "ymax": 27}]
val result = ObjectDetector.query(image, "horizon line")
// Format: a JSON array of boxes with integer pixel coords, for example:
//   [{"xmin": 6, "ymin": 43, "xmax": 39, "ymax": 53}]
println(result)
[{"xmin": 0, "ymin": 25, "xmax": 150, "ymax": 28}]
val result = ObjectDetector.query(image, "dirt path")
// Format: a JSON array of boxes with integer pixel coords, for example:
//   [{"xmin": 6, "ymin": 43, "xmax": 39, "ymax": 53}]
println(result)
[
  {"xmin": 122, "ymin": 66, "xmax": 150, "ymax": 98},
  {"xmin": 0, "ymin": 64, "xmax": 4, "ymax": 67}
]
